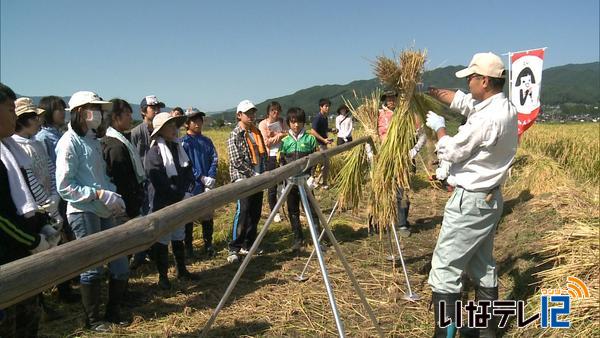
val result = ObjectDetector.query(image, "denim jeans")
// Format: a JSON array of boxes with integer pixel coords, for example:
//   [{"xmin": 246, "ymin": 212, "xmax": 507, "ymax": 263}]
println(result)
[{"xmin": 68, "ymin": 212, "xmax": 130, "ymax": 284}]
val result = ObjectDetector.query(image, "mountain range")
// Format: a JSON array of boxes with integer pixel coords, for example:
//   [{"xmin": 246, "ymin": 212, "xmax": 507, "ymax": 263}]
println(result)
[
  {"xmin": 17, "ymin": 62, "xmax": 599, "ymax": 122},
  {"xmin": 212, "ymin": 62, "xmax": 599, "ymax": 122}
]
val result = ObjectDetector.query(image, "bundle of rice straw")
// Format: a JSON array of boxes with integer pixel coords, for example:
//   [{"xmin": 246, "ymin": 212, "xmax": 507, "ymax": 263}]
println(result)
[
  {"xmin": 335, "ymin": 49, "xmax": 441, "ymax": 224},
  {"xmin": 526, "ymin": 221, "xmax": 599, "ymax": 336}
]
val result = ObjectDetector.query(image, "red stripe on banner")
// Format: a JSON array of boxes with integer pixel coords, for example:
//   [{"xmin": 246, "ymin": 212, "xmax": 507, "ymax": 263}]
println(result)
[
  {"xmin": 518, "ymin": 107, "xmax": 540, "ymax": 135},
  {"xmin": 512, "ymin": 49, "xmax": 545, "ymax": 62}
]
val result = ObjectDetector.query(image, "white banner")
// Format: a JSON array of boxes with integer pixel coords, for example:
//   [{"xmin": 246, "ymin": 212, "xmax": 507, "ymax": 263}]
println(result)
[{"xmin": 510, "ymin": 48, "xmax": 545, "ymax": 135}]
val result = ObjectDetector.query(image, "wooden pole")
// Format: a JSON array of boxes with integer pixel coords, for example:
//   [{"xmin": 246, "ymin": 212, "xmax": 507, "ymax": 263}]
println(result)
[{"xmin": 0, "ymin": 137, "xmax": 370, "ymax": 309}]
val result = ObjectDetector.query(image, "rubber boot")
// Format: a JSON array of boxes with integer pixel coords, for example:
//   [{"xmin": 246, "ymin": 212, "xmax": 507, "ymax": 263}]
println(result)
[
  {"xmin": 432, "ymin": 292, "xmax": 460, "ymax": 338},
  {"xmin": 57, "ymin": 280, "xmax": 80, "ymax": 303},
  {"xmin": 289, "ymin": 214, "xmax": 304, "ymax": 251},
  {"xmin": 105, "ymin": 278, "xmax": 129, "ymax": 326},
  {"xmin": 40, "ymin": 294, "xmax": 63, "ymax": 321},
  {"xmin": 184, "ymin": 222, "xmax": 195, "ymax": 258},
  {"xmin": 152, "ymin": 243, "xmax": 171, "ymax": 289},
  {"xmin": 202, "ymin": 219, "xmax": 215, "ymax": 257},
  {"xmin": 172, "ymin": 240, "xmax": 200, "ymax": 281},
  {"xmin": 477, "ymin": 287, "xmax": 499, "ymax": 338},
  {"xmin": 80, "ymin": 280, "xmax": 111, "ymax": 332}
]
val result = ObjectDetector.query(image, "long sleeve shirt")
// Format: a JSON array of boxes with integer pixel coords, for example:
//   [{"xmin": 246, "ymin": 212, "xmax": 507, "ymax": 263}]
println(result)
[
  {"xmin": 102, "ymin": 135, "xmax": 145, "ymax": 218},
  {"xmin": 181, "ymin": 133, "xmax": 219, "ymax": 195},
  {"xmin": 0, "ymin": 158, "xmax": 42, "ymax": 265},
  {"xmin": 227, "ymin": 125, "xmax": 266, "ymax": 182},
  {"xmin": 55, "ymin": 126, "xmax": 116, "ymax": 217},
  {"xmin": 335, "ymin": 114, "xmax": 353, "ymax": 139},
  {"xmin": 258, "ymin": 118, "xmax": 288, "ymax": 156},
  {"xmin": 436, "ymin": 90, "xmax": 518, "ymax": 191},
  {"xmin": 144, "ymin": 141, "xmax": 194, "ymax": 211},
  {"xmin": 130, "ymin": 122, "xmax": 152, "ymax": 165},
  {"xmin": 35, "ymin": 125, "xmax": 62, "ymax": 164}
]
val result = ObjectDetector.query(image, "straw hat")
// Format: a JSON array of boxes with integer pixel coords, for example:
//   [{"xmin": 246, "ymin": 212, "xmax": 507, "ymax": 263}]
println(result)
[
  {"xmin": 15, "ymin": 97, "xmax": 45, "ymax": 116},
  {"xmin": 150, "ymin": 112, "xmax": 186, "ymax": 138}
]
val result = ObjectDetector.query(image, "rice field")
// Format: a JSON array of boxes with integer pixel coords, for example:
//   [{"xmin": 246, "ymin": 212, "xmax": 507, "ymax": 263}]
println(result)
[
  {"xmin": 37, "ymin": 123, "xmax": 599, "ymax": 337},
  {"xmin": 520, "ymin": 123, "xmax": 600, "ymax": 184}
]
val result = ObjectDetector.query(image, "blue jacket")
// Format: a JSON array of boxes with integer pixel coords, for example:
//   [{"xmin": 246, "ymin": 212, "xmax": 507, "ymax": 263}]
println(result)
[
  {"xmin": 35, "ymin": 125, "xmax": 63, "ymax": 164},
  {"xmin": 181, "ymin": 133, "xmax": 218, "ymax": 195},
  {"xmin": 55, "ymin": 125, "xmax": 116, "ymax": 218}
]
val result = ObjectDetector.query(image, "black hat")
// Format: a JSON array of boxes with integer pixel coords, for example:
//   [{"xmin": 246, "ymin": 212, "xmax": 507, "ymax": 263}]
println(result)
[
  {"xmin": 337, "ymin": 104, "xmax": 350, "ymax": 114},
  {"xmin": 380, "ymin": 90, "xmax": 398, "ymax": 102},
  {"xmin": 185, "ymin": 108, "xmax": 206, "ymax": 119}
]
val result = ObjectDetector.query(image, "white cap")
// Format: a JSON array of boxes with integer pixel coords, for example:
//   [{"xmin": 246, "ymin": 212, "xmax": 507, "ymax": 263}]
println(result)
[
  {"xmin": 236, "ymin": 99, "xmax": 256, "ymax": 113},
  {"xmin": 67, "ymin": 91, "xmax": 113, "ymax": 111},
  {"xmin": 455, "ymin": 52, "xmax": 505, "ymax": 78}
]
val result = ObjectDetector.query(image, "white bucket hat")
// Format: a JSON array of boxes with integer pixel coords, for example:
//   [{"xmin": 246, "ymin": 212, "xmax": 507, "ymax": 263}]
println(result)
[
  {"xmin": 150, "ymin": 112, "xmax": 186, "ymax": 138},
  {"xmin": 67, "ymin": 91, "xmax": 113, "ymax": 111},
  {"xmin": 455, "ymin": 52, "xmax": 506, "ymax": 78}
]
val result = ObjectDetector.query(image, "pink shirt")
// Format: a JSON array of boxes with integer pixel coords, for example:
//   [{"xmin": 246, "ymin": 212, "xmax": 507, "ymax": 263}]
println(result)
[{"xmin": 378, "ymin": 108, "xmax": 393, "ymax": 139}]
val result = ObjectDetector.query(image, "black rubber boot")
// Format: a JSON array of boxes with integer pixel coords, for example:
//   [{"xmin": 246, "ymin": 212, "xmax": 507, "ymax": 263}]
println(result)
[
  {"xmin": 202, "ymin": 219, "xmax": 214, "ymax": 257},
  {"xmin": 152, "ymin": 243, "xmax": 171, "ymax": 290},
  {"xmin": 105, "ymin": 278, "xmax": 129, "ymax": 326},
  {"xmin": 80, "ymin": 280, "xmax": 111, "ymax": 332},
  {"xmin": 289, "ymin": 214, "xmax": 304, "ymax": 251},
  {"xmin": 172, "ymin": 240, "xmax": 200, "ymax": 281},
  {"xmin": 432, "ymin": 292, "xmax": 460, "ymax": 338},
  {"xmin": 184, "ymin": 223, "xmax": 195, "ymax": 258},
  {"xmin": 40, "ymin": 294, "xmax": 63, "ymax": 321},
  {"xmin": 57, "ymin": 280, "xmax": 80, "ymax": 303},
  {"xmin": 477, "ymin": 287, "xmax": 499, "ymax": 338}
]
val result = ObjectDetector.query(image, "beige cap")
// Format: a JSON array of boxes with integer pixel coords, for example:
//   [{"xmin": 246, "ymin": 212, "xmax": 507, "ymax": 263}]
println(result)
[
  {"xmin": 455, "ymin": 52, "xmax": 505, "ymax": 78},
  {"xmin": 15, "ymin": 97, "xmax": 45, "ymax": 116},
  {"xmin": 150, "ymin": 112, "xmax": 186, "ymax": 138},
  {"xmin": 67, "ymin": 91, "xmax": 113, "ymax": 111}
]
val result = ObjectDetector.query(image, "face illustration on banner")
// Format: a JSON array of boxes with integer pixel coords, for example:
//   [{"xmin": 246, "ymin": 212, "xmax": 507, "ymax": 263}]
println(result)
[
  {"xmin": 515, "ymin": 66, "xmax": 539, "ymax": 114},
  {"xmin": 511, "ymin": 57, "xmax": 543, "ymax": 115}
]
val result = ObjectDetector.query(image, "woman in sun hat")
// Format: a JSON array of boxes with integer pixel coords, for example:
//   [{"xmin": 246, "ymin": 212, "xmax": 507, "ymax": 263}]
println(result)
[
  {"xmin": 55, "ymin": 90, "xmax": 129, "ymax": 331},
  {"xmin": 145, "ymin": 112, "xmax": 198, "ymax": 289}
]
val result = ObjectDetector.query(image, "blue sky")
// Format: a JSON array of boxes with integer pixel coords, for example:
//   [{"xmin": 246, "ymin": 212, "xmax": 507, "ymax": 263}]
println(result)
[{"xmin": 1, "ymin": 0, "xmax": 598, "ymax": 111}]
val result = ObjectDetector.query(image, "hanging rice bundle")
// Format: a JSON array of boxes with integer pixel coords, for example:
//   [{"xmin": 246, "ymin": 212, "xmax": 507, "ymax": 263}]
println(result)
[
  {"xmin": 333, "ymin": 90, "xmax": 382, "ymax": 210},
  {"xmin": 334, "ymin": 48, "xmax": 442, "ymax": 223},
  {"xmin": 371, "ymin": 50, "xmax": 425, "ymax": 225},
  {"xmin": 344, "ymin": 89, "xmax": 383, "ymax": 143}
]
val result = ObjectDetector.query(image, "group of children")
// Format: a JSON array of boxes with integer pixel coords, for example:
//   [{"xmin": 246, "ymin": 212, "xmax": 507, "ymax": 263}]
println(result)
[{"xmin": 0, "ymin": 79, "xmax": 347, "ymax": 335}]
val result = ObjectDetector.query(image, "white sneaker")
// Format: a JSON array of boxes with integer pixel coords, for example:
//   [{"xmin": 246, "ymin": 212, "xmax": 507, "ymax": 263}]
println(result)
[
  {"xmin": 274, "ymin": 213, "xmax": 282, "ymax": 223},
  {"xmin": 227, "ymin": 252, "xmax": 239, "ymax": 263},
  {"xmin": 239, "ymin": 248, "xmax": 264, "ymax": 255}
]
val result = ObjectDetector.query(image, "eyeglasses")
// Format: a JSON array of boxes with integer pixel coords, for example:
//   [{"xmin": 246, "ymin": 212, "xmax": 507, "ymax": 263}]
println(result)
[{"xmin": 466, "ymin": 74, "xmax": 483, "ymax": 84}]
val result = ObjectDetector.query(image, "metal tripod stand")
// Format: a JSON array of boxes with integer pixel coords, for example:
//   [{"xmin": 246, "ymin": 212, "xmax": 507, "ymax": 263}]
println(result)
[{"xmin": 201, "ymin": 174, "xmax": 384, "ymax": 337}]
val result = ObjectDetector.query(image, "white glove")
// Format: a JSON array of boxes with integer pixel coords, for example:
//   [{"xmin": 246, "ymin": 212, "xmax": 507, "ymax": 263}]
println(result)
[
  {"xmin": 40, "ymin": 225, "xmax": 61, "ymax": 248},
  {"xmin": 41, "ymin": 197, "xmax": 59, "ymax": 216},
  {"xmin": 409, "ymin": 148, "xmax": 417, "ymax": 159},
  {"xmin": 365, "ymin": 143, "xmax": 374, "ymax": 162},
  {"xmin": 435, "ymin": 160, "xmax": 451, "ymax": 181},
  {"xmin": 51, "ymin": 214, "xmax": 64, "ymax": 231},
  {"xmin": 98, "ymin": 190, "xmax": 126, "ymax": 214},
  {"xmin": 30, "ymin": 234, "xmax": 50, "ymax": 254},
  {"xmin": 201, "ymin": 176, "xmax": 217, "ymax": 189},
  {"xmin": 426, "ymin": 111, "xmax": 446, "ymax": 132},
  {"xmin": 204, "ymin": 187, "xmax": 211, "ymax": 192},
  {"xmin": 306, "ymin": 176, "xmax": 317, "ymax": 190}
]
